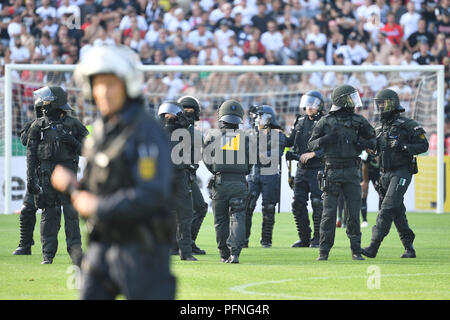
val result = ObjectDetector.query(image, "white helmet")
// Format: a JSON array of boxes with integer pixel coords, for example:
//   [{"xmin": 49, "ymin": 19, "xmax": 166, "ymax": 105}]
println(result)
[{"xmin": 74, "ymin": 45, "xmax": 144, "ymax": 99}]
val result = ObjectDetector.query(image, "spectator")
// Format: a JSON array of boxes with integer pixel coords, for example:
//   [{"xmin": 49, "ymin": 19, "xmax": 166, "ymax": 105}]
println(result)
[
  {"xmin": 298, "ymin": 0, "xmax": 321, "ymax": 19},
  {"xmin": 437, "ymin": 35, "xmax": 450, "ymax": 64},
  {"xmin": 406, "ymin": 18, "xmax": 436, "ymax": 52},
  {"xmin": 198, "ymin": 43, "xmax": 219, "ymax": 65},
  {"xmin": 380, "ymin": 11, "xmax": 403, "ymax": 46},
  {"xmin": 335, "ymin": 32, "xmax": 369, "ymax": 65},
  {"xmin": 34, "ymin": 32, "xmax": 53, "ymax": 59},
  {"xmin": 57, "ymin": 0, "xmax": 80, "ymax": 19},
  {"xmin": 120, "ymin": 7, "xmax": 148, "ymax": 32},
  {"xmin": 413, "ymin": 40, "xmax": 436, "ymax": 65},
  {"xmin": 187, "ymin": 22, "xmax": 214, "ymax": 53},
  {"xmin": 139, "ymin": 42, "xmax": 154, "ymax": 65},
  {"xmin": 79, "ymin": 0, "xmax": 97, "ymax": 25},
  {"xmin": 277, "ymin": 4, "xmax": 300, "ymax": 33},
  {"xmin": 276, "ymin": 35, "xmax": 298, "ymax": 65},
  {"xmin": 325, "ymin": 31, "xmax": 343, "ymax": 65},
  {"xmin": 305, "ymin": 23, "xmax": 328, "ymax": 50},
  {"xmin": 173, "ymin": 36, "xmax": 192, "ymax": 62},
  {"xmin": 42, "ymin": 17, "xmax": 58, "ymax": 39},
  {"xmin": 231, "ymin": 0, "xmax": 257, "ymax": 26},
  {"xmin": 36, "ymin": 0, "xmax": 57, "ymax": 20},
  {"xmin": 387, "ymin": 44, "xmax": 403, "ymax": 65},
  {"xmin": 355, "ymin": 0, "xmax": 376, "ymax": 22},
  {"xmin": 164, "ymin": 45, "xmax": 183, "ymax": 65},
  {"xmin": 400, "ymin": 2, "xmax": 421, "ymax": 41},
  {"xmin": 145, "ymin": 0, "xmax": 164, "ymax": 24},
  {"xmin": 209, "ymin": 1, "xmax": 228, "ymax": 25},
  {"xmin": 364, "ymin": 12, "xmax": 384, "ymax": 45},
  {"xmin": 243, "ymin": 38, "xmax": 265, "ymax": 65},
  {"xmin": 260, "ymin": 20, "xmax": 283, "ymax": 52},
  {"xmin": 153, "ymin": 29, "xmax": 173, "ymax": 58},
  {"xmin": 162, "ymin": 72, "xmax": 184, "ymax": 99},
  {"xmin": 243, "ymin": 28, "xmax": 265, "ymax": 54},
  {"xmin": 251, "ymin": 2, "xmax": 272, "ymax": 33},
  {"xmin": 10, "ymin": 36, "xmax": 30, "ymax": 64},
  {"xmin": 189, "ymin": 2, "xmax": 204, "ymax": 29},
  {"xmin": 145, "ymin": 19, "xmax": 163, "ymax": 46},
  {"xmin": 391, "ymin": 0, "xmax": 407, "ymax": 24},
  {"xmin": 7, "ymin": 13, "xmax": 22, "ymax": 47},
  {"xmin": 435, "ymin": 9, "xmax": 450, "ymax": 37},
  {"xmin": 93, "ymin": 27, "xmax": 115, "ymax": 46},
  {"xmin": 223, "ymin": 44, "xmax": 242, "ymax": 65},
  {"xmin": 399, "ymin": 50, "xmax": 420, "ymax": 81},
  {"xmin": 215, "ymin": 2, "xmax": 235, "ymax": 29},
  {"xmin": 372, "ymin": 0, "xmax": 390, "ymax": 25},
  {"xmin": 302, "ymin": 49, "xmax": 325, "ymax": 88},
  {"xmin": 152, "ymin": 49, "xmax": 165, "ymax": 65},
  {"xmin": 167, "ymin": 7, "xmax": 190, "ymax": 35},
  {"xmin": 214, "ymin": 19, "xmax": 235, "ymax": 52},
  {"xmin": 335, "ymin": 0, "xmax": 357, "ymax": 42}
]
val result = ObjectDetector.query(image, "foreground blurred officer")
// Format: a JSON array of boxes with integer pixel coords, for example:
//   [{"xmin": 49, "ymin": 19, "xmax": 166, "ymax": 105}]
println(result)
[
  {"xmin": 158, "ymin": 100, "xmax": 197, "ymax": 261},
  {"xmin": 52, "ymin": 46, "xmax": 176, "ymax": 299},
  {"xmin": 285, "ymin": 91, "xmax": 325, "ymax": 248},
  {"xmin": 203, "ymin": 100, "xmax": 251, "ymax": 263},
  {"xmin": 178, "ymin": 96, "xmax": 208, "ymax": 255},
  {"xmin": 308, "ymin": 85, "xmax": 376, "ymax": 261},
  {"xmin": 362, "ymin": 89, "xmax": 428, "ymax": 259},
  {"xmin": 26, "ymin": 86, "xmax": 87, "ymax": 265},
  {"xmin": 245, "ymin": 105, "xmax": 286, "ymax": 248},
  {"xmin": 13, "ymin": 104, "xmax": 43, "ymax": 255}
]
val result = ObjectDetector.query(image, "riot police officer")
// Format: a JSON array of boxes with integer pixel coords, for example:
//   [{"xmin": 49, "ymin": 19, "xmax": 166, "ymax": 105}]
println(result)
[
  {"xmin": 53, "ymin": 45, "xmax": 176, "ymax": 299},
  {"xmin": 12, "ymin": 104, "xmax": 42, "ymax": 255},
  {"xmin": 178, "ymin": 95, "xmax": 208, "ymax": 255},
  {"xmin": 362, "ymin": 88, "xmax": 428, "ymax": 259},
  {"xmin": 285, "ymin": 91, "xmax": 325, "ymax": 248},
  {"xmin": 245, "ymin": 105, "xmax": 286, "ymax": 248},
  {"xmin": 308, "ymin": 85, "xmax": 376, "ymax": 261},
  {"xmin": 26, "ymin": 86, "xmax": 87, "ymax": 265},
  {"xmin": 203, "ymin": 100, "xmax": 251, "ymax": 263},
  {"xmin": 158, "ymin": 100, "xmax": 197, "ymax": 261}
]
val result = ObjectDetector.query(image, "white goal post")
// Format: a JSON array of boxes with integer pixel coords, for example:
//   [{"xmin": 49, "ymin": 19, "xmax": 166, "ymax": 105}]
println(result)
[{"xmin": 3, "ymin": 64, "xmax": 446, "ymax": 215}]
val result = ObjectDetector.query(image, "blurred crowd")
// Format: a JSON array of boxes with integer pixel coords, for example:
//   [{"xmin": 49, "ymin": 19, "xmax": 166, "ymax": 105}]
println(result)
[{"xmin": 1, "ymin": 0, "xmax": 449, "ymax": 132}]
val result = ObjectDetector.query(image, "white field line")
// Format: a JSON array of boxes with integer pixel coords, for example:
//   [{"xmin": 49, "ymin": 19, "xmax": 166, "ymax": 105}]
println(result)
[{"xmin": 229, "ymin": 272, "xmax": 450, "ymax": 300}]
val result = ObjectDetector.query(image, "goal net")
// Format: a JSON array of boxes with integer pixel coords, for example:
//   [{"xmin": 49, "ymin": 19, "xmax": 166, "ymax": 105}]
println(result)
[{"xmin": 1, "ymin": 64, "xmax": 446, "ymax": 214}]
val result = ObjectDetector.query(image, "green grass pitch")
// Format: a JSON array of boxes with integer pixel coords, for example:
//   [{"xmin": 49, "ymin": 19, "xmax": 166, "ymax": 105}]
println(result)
[{"xmin": 0, "ymin": 211, "xmax": 449, "ymax": 300}]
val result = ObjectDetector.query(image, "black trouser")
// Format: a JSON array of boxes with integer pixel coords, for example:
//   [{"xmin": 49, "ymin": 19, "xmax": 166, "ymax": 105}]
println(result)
[
  {"xmin": 320, "ymin": 166, "xmax": 362, "ymax": 255},
  {"xmin": 188, "ymin": 170, "xmax": 208, "ymax": 245},
  {"xmin": 291, "ymin": 167, "xmax": 323, "ymax": 243},
  {"xmin": 210, "ymin": 175, "xmax": 248, "ymax": 259},
  {"xmin": 172, "ymin": 169, "xmax": 194, "ymax": 256},
  {"xmin": 17, "ymin": 191, "xmax": 37, "ymax": 248},
  {"xmin": 80, "ymin": 242, "xmax": 176, "ymax": 300},
  {"xmin": 40, "ymin": 160, "xmax": 82, "ymax": 259},
  {"xmin": 361, "ymin": 170, "xmax": 381, "ymax": 221},
  {"xmin": 368, "ymin": 167, "xmax": 415, "ymax": 251}
]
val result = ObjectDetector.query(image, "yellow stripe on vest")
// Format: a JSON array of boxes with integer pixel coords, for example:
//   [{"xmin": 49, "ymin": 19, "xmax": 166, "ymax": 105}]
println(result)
[{"xmin": 222, "ymin": 133, "xmax": 240, "ymax": 151}]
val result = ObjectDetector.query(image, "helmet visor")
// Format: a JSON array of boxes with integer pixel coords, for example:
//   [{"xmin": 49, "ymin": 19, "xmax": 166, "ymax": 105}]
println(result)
[
  {"xmin": 300, "ymin": 95, "xmax": 322, "ymax": 110},
  {"xmin": 346, "ymin": 91, "xmax": 363, "ymax": 109},
  {"xmin": 33, "ymin": 87, "xmax": 55, "ymax": 107},
  {"xmin": 158, "ymin": 102, "xmax": 183, "ymax": 117},
  {"xmin": 374, "ymin": 98, "xmax": 396, "ymax": 113},
  {"xmin": 257, "ymin": 113, "xmax": 272, "ymax": 126}
]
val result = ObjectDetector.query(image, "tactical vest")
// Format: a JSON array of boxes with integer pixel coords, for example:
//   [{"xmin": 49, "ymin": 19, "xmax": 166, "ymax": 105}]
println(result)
[
  {"xmin": 36, "ymin": 116, "xmax": 79, "ymax": 163},
  {"xmin": 323, "ymin": 113, "xmax": 366, "ymax": 162},
  {"xmin": 376, "ymin": 117, "xmax": 412, "ymax": 170},
  {"xmin": 82, "ymin": 115, "xmax": 143, "ymax": 195},
  {"xmin": 209, "ymin": 129, "xmax": 250, "ymax": 175}
]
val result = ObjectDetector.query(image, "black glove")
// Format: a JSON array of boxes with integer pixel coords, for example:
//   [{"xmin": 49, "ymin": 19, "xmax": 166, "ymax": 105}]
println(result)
[
  {"xmin": 319, "ymin": 131, "xmax": 338, "ymax": 147},
  {"xmin": 27, "ymin": 179, "xmax": 40, "ymax": 195},
  {"xmin": 389, "ymin": 139, "xmax": 407, "ymax": 152},
  {"xmin": 285, "ymin": 151, "xmax": 299, "ymax": 161},
  {"xmin": 60, "ymin": 134, "xmax": 82, "ymax": 153}
]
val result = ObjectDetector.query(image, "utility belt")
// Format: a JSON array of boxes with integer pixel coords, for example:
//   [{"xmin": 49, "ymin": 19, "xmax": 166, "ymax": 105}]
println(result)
[
  {"xmin": 298, "ymin": 162, "xmax": 322, "ymax": 170},
  {"xmin": 380, "ymin": 157, "xmax": 418, "ymax": 175},
  {"xmin": 211, "ymin": 172, "xmax": 246, "ymax": 186},
  {"xmin": 88, "ymin": 216, "xmax": 175, "ymax": 249},
  {"xmin": 324, "ymin": 158, "xmax": 360, "ymax": 169}
]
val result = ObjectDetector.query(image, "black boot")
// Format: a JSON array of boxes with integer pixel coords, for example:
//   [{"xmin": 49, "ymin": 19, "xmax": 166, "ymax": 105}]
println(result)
[
  {"xmin": 291, "ymin": 239, "xmax": 310, "ymax": 248},
  {"xmin": 68, "ymin": 245, "xmax": 83, "ymax": 267},
  {"xmin": 41, "ymin": 256, "xmax": 53, "ymax": 264},
  {"xmin": 352, "ymin": 253, "xmax": 365, "ymax": 260},
  {"xmin": 260, "ymin": 205, "xmax": 275, "ymax": 248},
  {"xmin": 361, "ymin": 246, "xmax": 378, "ymax": 258},
  {"xmin": 317, "ymin": 251, "xmax": 328, "ymax": 261},
  {"xmin": 225, "ymin": 255, "xmax": 239, "ymax": 264},
  {"xmin": 192, "ymin": 243, "xmax": 206, "ymax": 255},
  {"xmin": 401, "ymin": 246, "xmax": 416, "ymax": 258},
  {"xmin": 13, "ymin": 207, "xmax": 36, "ymax": 255},
  {"xmin": 309, "ymin": 237, "xmax": 320, "ymax": 248}
]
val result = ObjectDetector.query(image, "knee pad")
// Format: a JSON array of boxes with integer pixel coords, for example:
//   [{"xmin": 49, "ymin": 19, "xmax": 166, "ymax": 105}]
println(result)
[
  {"xmin": 262, "ymin": 204, "xmax": 275, "ymax": 213},
  {"xmin": 230, "ymin": 197, "xmax": 246, "ymax": 216},
  {"xmin": 311, "ymin": 197, "xmax": 322, "ymax": 210}
]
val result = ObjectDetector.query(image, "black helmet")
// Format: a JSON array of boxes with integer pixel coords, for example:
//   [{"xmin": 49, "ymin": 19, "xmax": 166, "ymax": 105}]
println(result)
[
  {"xmin": 157, "ymin": 100, "xmax": 185, "ymax": 121},
  {"xmin": 330, "ymin": 85, "xmax": 362, "ymax": 112},
  {"xmin": 374, "ymin": 88, "xmax": 405, "ymax": 118},
  {"xmin": 218, "ymin": 99, "xmax": 244, "ymax": 124},
  {"xmin": 257, "ymin": 105, "xmax": 281, "ymax": 128},
  {"xmin": 33, "ymin": 86, "xmax": 73, "ymax": 116},
  {"xmin": 178, "ymin": 95, "xmax": 200, "ymax": 121},
  {"xmin": 300, "ymin": 90, "xmax": 324, "ymax": 113}
]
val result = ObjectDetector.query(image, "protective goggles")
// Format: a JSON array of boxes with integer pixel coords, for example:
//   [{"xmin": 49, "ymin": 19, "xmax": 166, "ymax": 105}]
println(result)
[
  {"xmin": 33, "ymin": 87, "xmax": 55, "ymax": 107},
  {"xmin": 300, "ymin": 95, "xmax": 322, "ymax": 110}
]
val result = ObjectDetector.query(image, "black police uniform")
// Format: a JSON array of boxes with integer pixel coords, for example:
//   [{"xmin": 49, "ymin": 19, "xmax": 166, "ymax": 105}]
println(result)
[
  {"xmin": 363, "ymin": 114, "xmax": 428, "ymax": 258},
  {"xmin": 285, "ymin": 114, "xmax": 324, "ymax": 247},
  {"xmin": 27, "ymin": 111, "xmax": 88, "ymax": 264},
  {"xmin": 13, "ymin": 120, "xmax": 38, "ymax": 255},
  {"xmin": 308, "ymin": 109, "xmax": 376, "ymax": 259},
  {"xmin": 360, "ymin": 152, "xmax": 381, "ymax": 222},
  {"xmin": 79, "ymin": 101, "xmax": 176, "ymax": 299},
  {"xmin": 203, "ymin": 121, "xmax": 251, "ymax": 263},
  {"xmin": 245, "ymin": 128, "xmax": 286, "ymax": 247},
  {"xmin": 186, "ymin": 125, "xmax": 208, "ymax": 254}
]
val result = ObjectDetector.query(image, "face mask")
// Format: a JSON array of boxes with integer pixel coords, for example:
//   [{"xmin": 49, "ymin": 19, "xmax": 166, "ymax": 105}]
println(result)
[{"xmin": 184, "ymin": 112, "xmax": 196, "ymax": 125}]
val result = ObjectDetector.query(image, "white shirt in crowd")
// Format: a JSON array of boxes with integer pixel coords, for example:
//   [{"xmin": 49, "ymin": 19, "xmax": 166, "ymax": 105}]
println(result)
[
  {"xmin": 260, "ymin": 30, "xmax": 283, "ymax": 51},
  {"xmin": 365, "ymin": 72, "xmax": 388, "ymax": 94},
  {"xmin": 10, "ymin": 46, "xmax": 30, "ymax": 63},
  {"xmin": 303, "ymin": 59, "xmax": 325, "ymax": 88},
  {"xmin": 399, "ymin": 11, "xmax": 421, "ymax": 40},
  {"xmin": 145, "ymin": 26, "xmax": 160, "ymax": 45},
  {"xmin": 36, "ymin": 6, "xmax": 57, "ymax": 19},
  {"xmin": 35, "ymin": 44, "xmax": 53, "ymax": 58},
  {"xmin": 56, "ymin": 4, "xmax": 80, "ymax": 18},
  {"xmin": 167, "ymin": 18, "xmax": 191, "ymax": 34},
  {"xmin": 198, "ymin": 47, "xmax": 219, "ymax": 65},
  {"xmin": 119, "ymin": 15, "xmax": 148, "ymax": 31},
  {"xmin": 163, "ymin": 76, "xmax": 184, "ymax": 99},
  {"xmin": 214, "ymin": 28, "xmax": 235, "ymax": 51},
  {"xmin": 187, "ymin": 29, "xmax": 214, "ymax": 48},
  {"xmin": 93, "ymin": 37, "xmax": 115, "ymax": 46},
  {"xmin": 305, "ymin": 32, "xmax": 328, "ymax": 49},
  {"xmin": 231, "ymin": 4, "xmax": 257, "ymax": 25},
  {"xmin": 335, "ymin": 44, "xmax": 369, "ymax": 65}
]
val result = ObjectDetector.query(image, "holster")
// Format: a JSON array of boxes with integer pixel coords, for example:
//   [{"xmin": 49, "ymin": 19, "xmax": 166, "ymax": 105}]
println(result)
[{"xmin": 410, "ymin": 157, "xmax": 418, "ymax": 175}]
